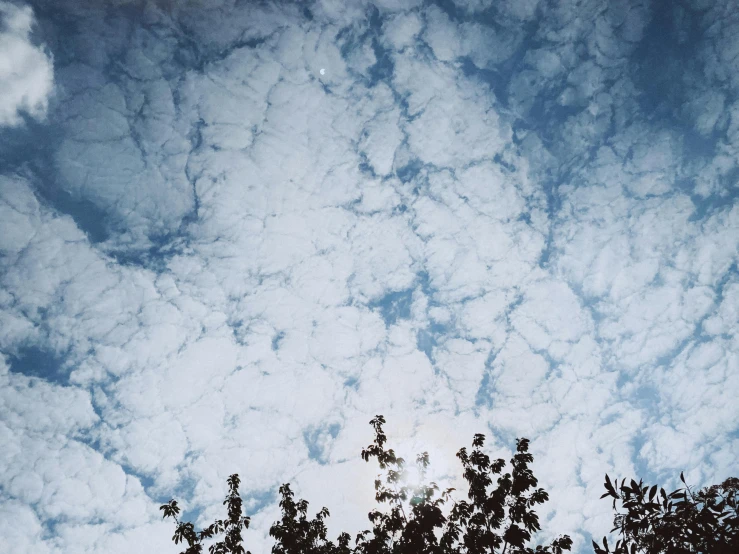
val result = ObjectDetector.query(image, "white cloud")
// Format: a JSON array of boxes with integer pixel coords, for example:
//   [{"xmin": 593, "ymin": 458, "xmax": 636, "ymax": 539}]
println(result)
[
  {"xmin": 393, "ymin": 55, "xmax": 511, "ymax": 167},
  {"xmin": 0, "ymin": 2, "xmax": 53, "ymax": 126},
  {"xmin": 358, "ymin": 87, "xmax": 404, "ymax": 176},
  {"xmin": 382, "ymin": 11, "xmax": 423, "ymax": 51},
  {"xmin": 0, "ymin": 355, "xmax": 164, "ymax": 548},
  {"xmin": 0, "ymin": 499, "xmax": 49, "ymax": 554},
  {"xmin": 423, "ymin": 6, "xmax": 461, "ymax": 62},
  {"xmin": 511, "ymin": 279, "xmax": 591, "ymax": 353}
]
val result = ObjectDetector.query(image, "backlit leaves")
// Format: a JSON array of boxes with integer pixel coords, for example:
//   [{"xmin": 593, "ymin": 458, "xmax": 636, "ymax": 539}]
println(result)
[{"xmin": 597, "ymin": 472, "xmax": 739, "ymax": 553}]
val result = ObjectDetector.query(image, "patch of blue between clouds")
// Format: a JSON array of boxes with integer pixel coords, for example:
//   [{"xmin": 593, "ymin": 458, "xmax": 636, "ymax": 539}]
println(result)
[
  {"xmin": 0, "ymin": 116, "xmax": 111, "ymax": 244},
  {"xmin": 0, "ymin": 123, "xmax": 193, "ymax": 272},
  {"xmin": 271, "ymin": 331, "xmax": 286, "ymax": 351},
  {"xmin": 367, "ymin": 270, "xmax": 451, "ymax": 367},
  {"xmin": 174, "ymin": 483, "xmax": 277, "ymax": 532},
  {"xmin": 366, "ymin": 6, "xmax": 395, "ymax": 84},
  {"xmin": 370, "ymin": 288, "xmax": 414, "ymax": 327},
  {"xmin": 689, "ymin": 184, "xmax": 739, "ymax": 222},
  {"xmin": 15, "ymin": 2, "xmax": 208, "ymax": 269},
  {"xmin": 337, "ymin": 5, "xmax": 394, "ymax": 89},
  {"xmin": 5, "ymin": 345, "xmax": 69, "ymax": 386},
  {"xmin": 415, "ymin": 271, "xmax": 451, "ymax": 366},
  {"xmin": 630, "ymin": 1, "xmax": 704, "ymax": 122},
  {"xmin": 475, "ymin": 348, "xmax": 507, "ymax": 411},
  {"xmin": 169, "ymin": 472, "xmax": 204, "ymax": 529},
  {"xmin": 107, "ymin": 232, "xmax": 190, "ymax": 271},
  {"xmin": 474, "ymin": 371, "xmax": 494, "ymax": 409},
  {"xmin": 396, "ymin": 158, "xmax": 424, "ymax": 184},
  {"xmin": 416, "ymin": 323, "xmax": 447, "ymax": 366},
  {"xmin": 303, "ymin": 422, "xmax": 342, "ymax": 464},
  {"xmin": 631, "ymin": 1, "xmax": 739, "ymax": 219},
  {"xmin": 475, "ymin": 294, "xmax": 524, "ymax": 408},
  {"xmin": 244, "ymin": 487, "xmax": 278, "ymax": 515},
  {"xmin": 628, "ymin": 1, "xmax": 738, "ymax": 216}
]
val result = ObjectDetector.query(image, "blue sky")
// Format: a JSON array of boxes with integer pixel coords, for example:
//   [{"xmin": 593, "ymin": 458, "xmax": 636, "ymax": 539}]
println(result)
[{"xmin": 1, "ymin": 0, "xmax": 737, "ymax": 552}]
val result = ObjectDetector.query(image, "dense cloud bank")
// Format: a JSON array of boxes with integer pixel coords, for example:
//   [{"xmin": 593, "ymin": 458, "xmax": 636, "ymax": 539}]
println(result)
[{"xmin": 0, "ymin": 0, "xmax": 737, "ymax": 552}]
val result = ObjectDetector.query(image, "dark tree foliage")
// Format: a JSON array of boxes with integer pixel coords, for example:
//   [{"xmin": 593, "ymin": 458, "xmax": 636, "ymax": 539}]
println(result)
[
  {"xmin": 268, "ymin": 483, "xmax": 353, "ymax": 554},
  {"xmin": 595, "ymin": 472, "xmax": 739, "ymax": 554},
  {"xmin": 160, "ymin": 473, "xmax": 251, "ymax": 554},
  {"xmin": 161, "ymin": 415, "xmax": 571, "ymax": 554}
]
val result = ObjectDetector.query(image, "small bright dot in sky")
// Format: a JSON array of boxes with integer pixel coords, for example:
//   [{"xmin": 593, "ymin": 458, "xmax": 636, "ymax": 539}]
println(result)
[{"xmin": 320, "ymin": 68, "xmax": 325, "ymax": 75}]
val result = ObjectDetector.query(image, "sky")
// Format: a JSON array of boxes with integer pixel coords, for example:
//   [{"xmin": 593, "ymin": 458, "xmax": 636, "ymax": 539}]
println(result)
[{"xmin": 0, "ymin": 0, "xmax": 737, "ymax": 552}]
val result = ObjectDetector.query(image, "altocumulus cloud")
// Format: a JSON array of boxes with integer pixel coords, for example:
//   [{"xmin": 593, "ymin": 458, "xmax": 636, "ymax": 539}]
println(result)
[
  {"xmin": 0, "ymin": 0, "xmax": 737, "ymax": 553},
  {"xmin": 0, "ymin": 1, "xmax": 53, "ymax": 126}
]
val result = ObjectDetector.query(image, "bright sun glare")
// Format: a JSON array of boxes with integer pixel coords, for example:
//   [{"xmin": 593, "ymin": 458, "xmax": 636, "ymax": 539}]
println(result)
[{"xmin": 391, "ymin": 433, "xmax": 460, "ymax": 495}]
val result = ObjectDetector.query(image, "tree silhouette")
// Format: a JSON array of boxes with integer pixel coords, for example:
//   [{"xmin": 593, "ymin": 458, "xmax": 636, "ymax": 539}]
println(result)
[
  {"xmin": 161, "ymin": 415, "xmax": 571, "ymax": 554},
  {"xmin": 161, "ymin": 416, "xmax": 737, "ymax": 554},
  {"xmin": 595, "ymin": 472, "xmax": 739, "ymax": 554},
  {"xmin": 160, "ymin": 473, "xmax": 251, "ymax": 554}
]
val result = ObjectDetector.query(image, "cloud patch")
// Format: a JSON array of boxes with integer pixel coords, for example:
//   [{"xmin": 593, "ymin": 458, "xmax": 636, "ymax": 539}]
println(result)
[{"xmin": 0, "ymin": 2, "xmax": 53, "ymax": 126}]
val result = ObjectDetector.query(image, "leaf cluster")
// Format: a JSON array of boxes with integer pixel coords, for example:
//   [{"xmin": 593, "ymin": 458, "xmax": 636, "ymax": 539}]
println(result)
[{"xmin": 595, "ymin": 472, "xmax": 739, "ymax": 554}]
